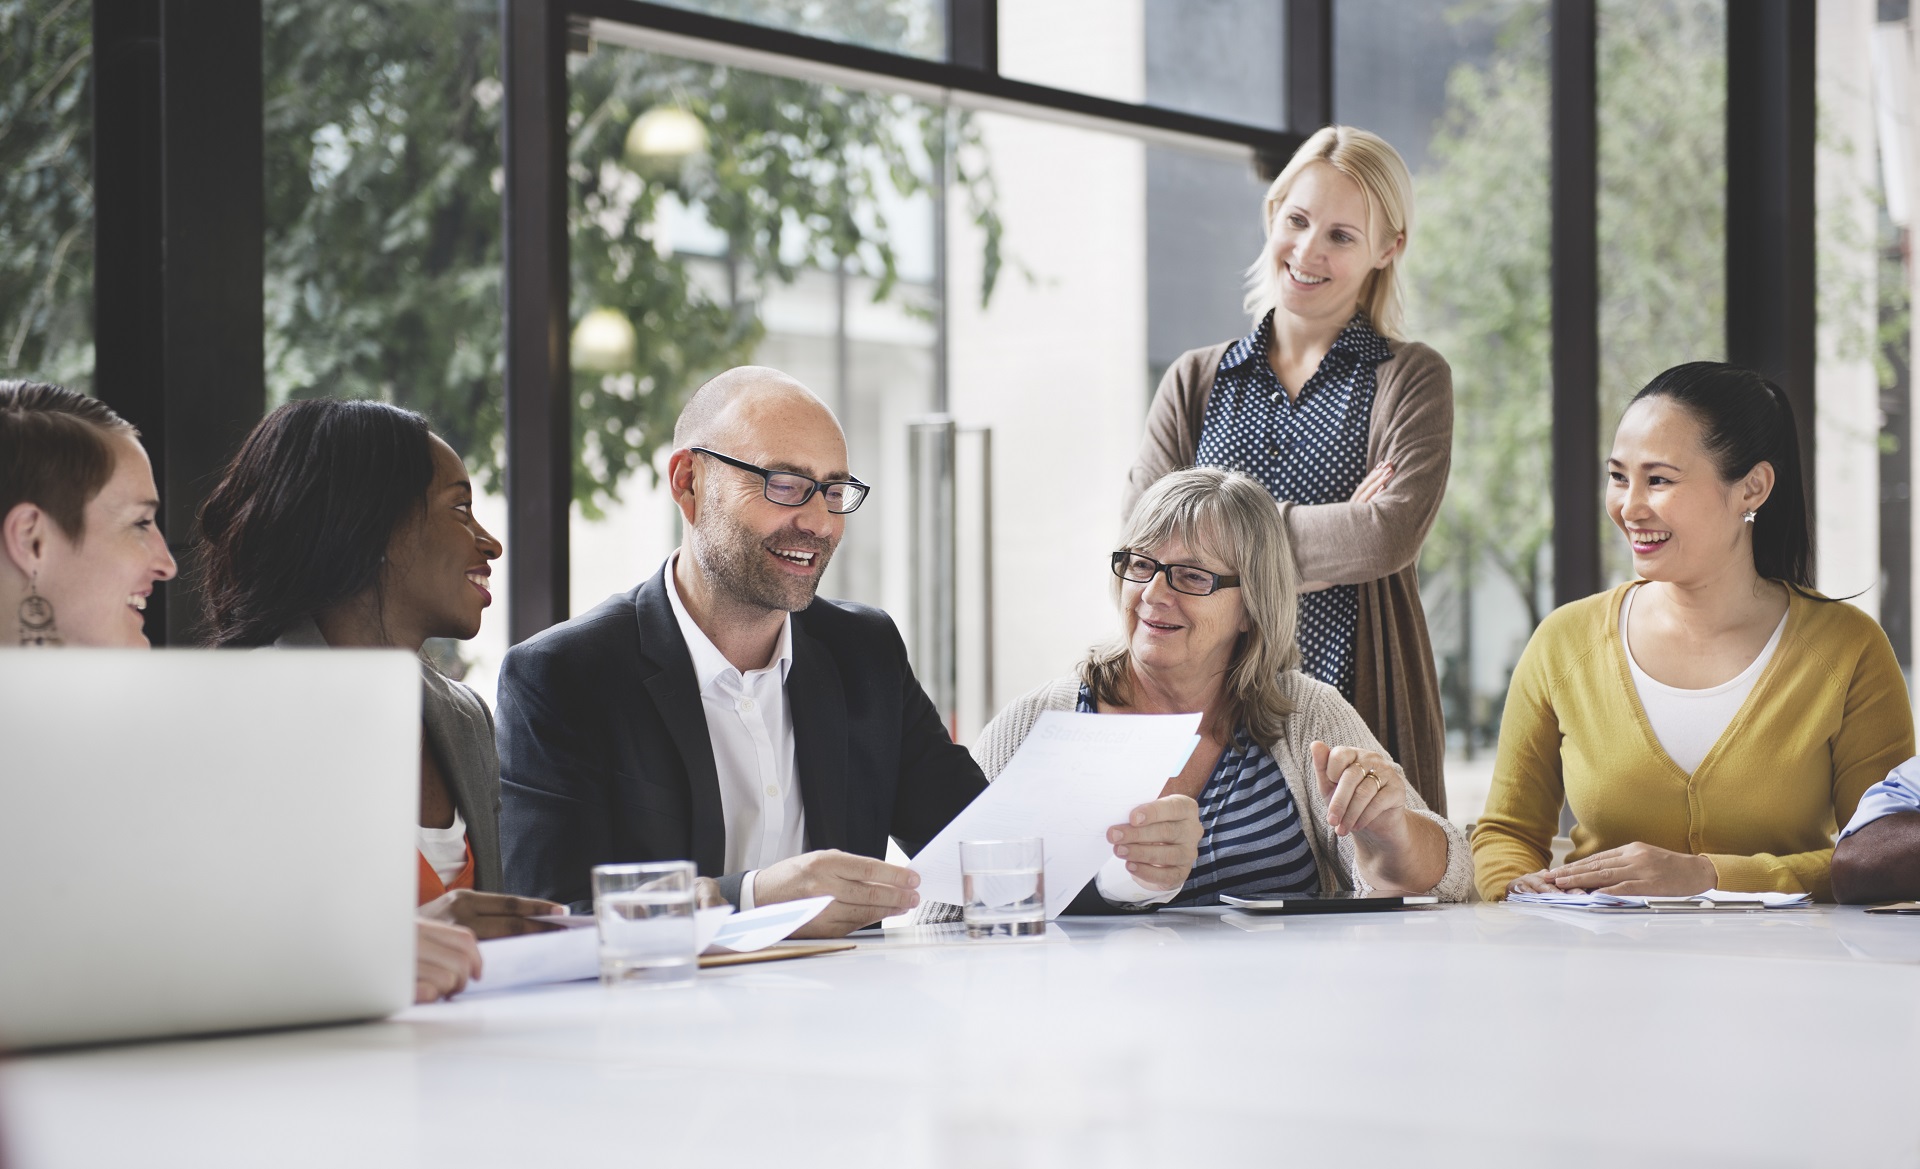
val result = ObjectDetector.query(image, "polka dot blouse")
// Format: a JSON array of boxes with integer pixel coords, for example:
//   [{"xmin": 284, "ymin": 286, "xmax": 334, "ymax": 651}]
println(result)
[{"xmin": 1195, "ymin": 311, "xmax": 1391, "ymax": 699}]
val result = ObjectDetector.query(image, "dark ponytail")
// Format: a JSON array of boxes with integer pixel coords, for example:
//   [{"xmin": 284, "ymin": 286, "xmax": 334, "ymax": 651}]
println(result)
[{"xmin": 1629, "ymin": 361, "xmax": 1816, "ymax": 594}]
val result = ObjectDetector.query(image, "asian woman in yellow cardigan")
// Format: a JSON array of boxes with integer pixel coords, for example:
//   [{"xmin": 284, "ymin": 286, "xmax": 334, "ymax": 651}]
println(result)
[{"xmin": 1471, "ymin": 362, "xmax": 1914, "ymax": 900}]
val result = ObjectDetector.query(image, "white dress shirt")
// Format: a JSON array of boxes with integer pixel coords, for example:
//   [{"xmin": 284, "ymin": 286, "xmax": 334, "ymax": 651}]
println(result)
[{"xmin": 665, "ymin": 553, "xmax": 807, "ymax": 909}]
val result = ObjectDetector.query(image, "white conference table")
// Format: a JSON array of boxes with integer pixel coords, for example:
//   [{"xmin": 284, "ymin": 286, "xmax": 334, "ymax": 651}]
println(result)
[{"xmin": 6, "ymin": 904, "xmax": 1919, "ymax": 1169}]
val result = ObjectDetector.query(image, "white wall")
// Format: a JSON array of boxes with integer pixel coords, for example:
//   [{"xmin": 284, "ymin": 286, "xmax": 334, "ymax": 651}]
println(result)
[
  {"xmin": 1817, "ymin": 0, "xmax": 1883, "ymax": 615},
  {"xmin": 948, "ymin": 0, "xmax": 1147, "ymax": 739}
]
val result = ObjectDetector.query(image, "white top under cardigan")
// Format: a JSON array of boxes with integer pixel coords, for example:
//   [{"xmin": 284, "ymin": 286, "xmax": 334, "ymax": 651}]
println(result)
[{"xmin": 1620, "ymin": 583, "xmax": 1789, "ymax": 775}]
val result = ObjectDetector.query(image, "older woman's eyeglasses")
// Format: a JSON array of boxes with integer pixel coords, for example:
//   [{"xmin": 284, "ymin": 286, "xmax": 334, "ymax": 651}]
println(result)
[
  {"xmin": 691, "ymin": 447, "xmax": 871, "ymax": 514},
  {"xmin": 1111, "ymin": 551, "xmax": 1240, "ymax": 596}
]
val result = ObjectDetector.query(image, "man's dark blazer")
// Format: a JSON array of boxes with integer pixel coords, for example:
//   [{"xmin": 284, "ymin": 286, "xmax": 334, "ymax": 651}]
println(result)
[{"xmin": 496, "ymin": 565, "xmax": 988, "ymax": 908}]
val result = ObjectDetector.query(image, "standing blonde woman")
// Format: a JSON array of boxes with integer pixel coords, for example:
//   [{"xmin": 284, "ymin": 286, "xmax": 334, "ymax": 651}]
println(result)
[{"xmin": 1126, "ymin": 125, "xmax": 1452, "ymax": 814}]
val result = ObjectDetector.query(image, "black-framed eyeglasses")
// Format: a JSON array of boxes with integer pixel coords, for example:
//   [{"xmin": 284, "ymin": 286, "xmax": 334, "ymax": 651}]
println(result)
[
  {"xmin": 1111, "ymin": 550, "xmax": 1241, "ymax": 596},
  {"xmin": 690, "ymin": 447, "xmax": 871, "ymax": 514}
]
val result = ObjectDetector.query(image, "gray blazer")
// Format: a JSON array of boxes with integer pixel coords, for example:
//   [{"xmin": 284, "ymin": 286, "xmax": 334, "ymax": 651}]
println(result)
[{"xmin": 273, "ymin": 617, "xmax": 504, "ymax": 892}]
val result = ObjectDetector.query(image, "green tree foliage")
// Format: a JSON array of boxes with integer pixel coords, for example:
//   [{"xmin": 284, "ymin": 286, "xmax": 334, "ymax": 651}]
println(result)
[
  {"xmin": 1410, "ymin": 2, "xmax": 1553, "ymax": 631},
  {"xmin": 262, "ymin": 0, "xmax": 998, "ymax": 516},
  {"xmin": 0, "ymin": 0, "xmax": 92, "ymax": 388},
  {"xmin": 1409, "ymin": 0, "xmax": 1727, "ymax": 747},
  {"xmin": 1413, "ymin": 0, "xmax": 1726, "ymax": 629},
  {"xmin": 564, "ymin": 49, "xmax": 999, "ymax": 514}
]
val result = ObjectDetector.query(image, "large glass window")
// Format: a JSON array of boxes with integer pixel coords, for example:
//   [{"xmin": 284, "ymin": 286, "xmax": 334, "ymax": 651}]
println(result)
[
  {"xmin": 263, "ymin": 0, "xmax": 509, "ymax": 693},
  {"xmin": 1596, "ymin": 0, "xmax": 1726, "ymax": 590},
  {"xmin": 644, "ymin": 0, "xmax": 944, "ymax": 58},
  {"xmin": 999, "ymin": 0, "xmax": 1287, "ymax": 130},
  {"xmin": 1338, "ymin": 0, "xmax": 1552, "ymax": 824},
  {"xmin": 1, "ymin": 0, "xmax": 94, "ymax": 391},
  {"xmin": 562, "ymin": 41, "xmax": 950, "ymax": 651},
  {"xmin": 1815, "ymin": 0, "xmax": 1911, "ymax": 661},
  {"xmin": 565, "ymin": 15, "xmax": 1269, "ymax": 743}
]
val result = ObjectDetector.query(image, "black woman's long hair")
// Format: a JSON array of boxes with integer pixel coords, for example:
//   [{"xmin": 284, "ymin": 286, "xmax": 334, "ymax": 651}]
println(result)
[
  {"xmin": 196, "ymin": 398, "xmax": 435, "ymax": 646},
  {"xmin": 1628, "ymin": 361, "xmax": 1818, "ymax": 595}
]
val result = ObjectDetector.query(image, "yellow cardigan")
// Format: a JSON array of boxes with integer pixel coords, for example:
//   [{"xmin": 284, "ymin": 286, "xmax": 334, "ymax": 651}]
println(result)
[{"xmin": 1471, "ymin": 583, "xmax": 1914, "ymax": 901}]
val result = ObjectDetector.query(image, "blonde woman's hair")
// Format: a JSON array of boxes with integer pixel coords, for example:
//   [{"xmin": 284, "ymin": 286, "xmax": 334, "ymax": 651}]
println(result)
[
  {"xmin": 1081, "ymin": 468, "xmax": 1301, "ymax": 744},
  {"xmin": 1243, "ymin": 124, "xmax": 1414, "ymax": 341}
]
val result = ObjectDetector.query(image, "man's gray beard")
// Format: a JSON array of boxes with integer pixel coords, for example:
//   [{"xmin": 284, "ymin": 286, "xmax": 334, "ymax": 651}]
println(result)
[{"xmin": 692, "ymin": 506, "xmax": 834, "ymax": 614}]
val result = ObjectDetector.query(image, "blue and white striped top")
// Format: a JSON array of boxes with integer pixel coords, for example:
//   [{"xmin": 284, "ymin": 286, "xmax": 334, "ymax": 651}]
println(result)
[{"xmin": 1077, "ymin": 684, "xmax": 1319, "ymax": 907}]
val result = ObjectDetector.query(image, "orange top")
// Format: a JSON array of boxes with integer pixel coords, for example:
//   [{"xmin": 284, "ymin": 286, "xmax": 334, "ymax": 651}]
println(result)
[{"xmin": 417, "ymin": 839, "xmax": 476, "ymax": 905}]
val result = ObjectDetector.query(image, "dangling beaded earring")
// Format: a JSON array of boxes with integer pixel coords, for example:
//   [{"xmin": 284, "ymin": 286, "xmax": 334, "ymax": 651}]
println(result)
[
  {"xmin": 1742, "ymin": 509, "xmax": 1758, "ymax": 524},
  {"xmin": 18, "ymin": 574, "xmax": 61, "ymax": 647}
]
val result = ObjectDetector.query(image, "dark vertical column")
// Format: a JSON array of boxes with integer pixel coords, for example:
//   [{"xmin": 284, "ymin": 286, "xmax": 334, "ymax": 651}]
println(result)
[
  {"xmin": 1726, "ymin": 0, "xmax": 1816, "ymax": 520},
  {"xmin": 503, "ymin": 0, "xmax": 572, "ymax": 644},
  {"xmin": 160, "ymin": 0, "xmax": 264, "ymax": 645},
  {"xmin": 939, "ymin": 1, "xmax": 995, "ymax": 415},
  {"xmin": 1551, "ymin": 0, "xmax": 1599, "ymax": 609},
  {"xmin": 945, "ymin": 0, "xmax": 997, "ymax": 74},
  {"xmin": 1287, "ymin": 0, "xmax": 1332, "ymax": 132},
  {"xmin": 94, "ymin": 0, "xmax": 263, "ymax": 646},
  {"xmin": 93, "ymin": 3, "xmax": 166, "ymax": 636}
]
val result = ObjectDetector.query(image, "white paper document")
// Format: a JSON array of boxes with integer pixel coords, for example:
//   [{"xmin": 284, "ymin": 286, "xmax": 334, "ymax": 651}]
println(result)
[
  {"xmin": 461, "ymin": 897, "xmax": 837, "ymax": 995},
  {"xmin": 909, "ymin": 710, "xmax": 1202, "ymax": 918},
  {"xmin": 1506, "ymin": 889, "xmax": 1812, "ymax": 910},
  {"xmin": 707, "ymin": 896, "xmax": 833, "ymax": 952}
]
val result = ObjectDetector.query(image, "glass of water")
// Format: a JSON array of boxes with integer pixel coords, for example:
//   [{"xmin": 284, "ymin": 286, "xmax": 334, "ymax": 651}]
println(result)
[
  {"xmin": 592, "ymin": 861, "xmax": 698, "ymax": 987},
  {"xmin": 959, "ymin": 837, "xmax": 1046, "ymax": 939}
]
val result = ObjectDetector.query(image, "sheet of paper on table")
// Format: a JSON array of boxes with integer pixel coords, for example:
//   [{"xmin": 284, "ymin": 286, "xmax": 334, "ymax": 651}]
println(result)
[
  {"xmin": 908, "ymin": 710, "xmax": 1202, "ymax": 918},
  {"xmin": 1506, "ymin": 889, "xmax": 1812, "ymax": 910},
  {"xmin": 462, "ymin": 896, "xmax": 834, "ymax": 994}
]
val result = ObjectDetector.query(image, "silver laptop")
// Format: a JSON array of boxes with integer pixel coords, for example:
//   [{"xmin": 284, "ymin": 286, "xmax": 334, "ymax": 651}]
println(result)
[{"xmin": 0, "ymin": 649, "xmax": 420, "ymax": 1049}]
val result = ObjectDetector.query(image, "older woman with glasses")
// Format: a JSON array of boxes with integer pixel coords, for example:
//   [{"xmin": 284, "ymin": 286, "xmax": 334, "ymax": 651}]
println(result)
[{"xmin": 968, "ymin": 467, "xmax": 1469, "ymax": 910}]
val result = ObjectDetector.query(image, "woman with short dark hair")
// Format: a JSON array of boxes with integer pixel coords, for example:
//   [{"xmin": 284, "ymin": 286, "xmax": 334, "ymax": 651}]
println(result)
[
  {"xmin": 199, "ymin": 398, "xmax": 563, "ymax": 941},
  {"xmin": 0, "ymin": 379, "xmax": 174, "ymax": 647},
  {"xmin": 1473, "ymin": 362, "xmax": 1915, "ymax": 900}
]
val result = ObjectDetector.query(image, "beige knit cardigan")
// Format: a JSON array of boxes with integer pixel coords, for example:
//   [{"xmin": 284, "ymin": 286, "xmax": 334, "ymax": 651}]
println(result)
[
  {"xmin": 968, "ymin": 671, "xmax": 1473, "ymax": 904},
  {"xmin": 1123, "ymin": 338, "xmax": 1454, "ymax": 815}
]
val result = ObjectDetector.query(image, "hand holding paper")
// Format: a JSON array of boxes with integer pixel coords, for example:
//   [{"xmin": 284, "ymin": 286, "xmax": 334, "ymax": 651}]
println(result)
[{"xmin": 909, "ymin": 710, "xmax": 1202, "ymax": 917}]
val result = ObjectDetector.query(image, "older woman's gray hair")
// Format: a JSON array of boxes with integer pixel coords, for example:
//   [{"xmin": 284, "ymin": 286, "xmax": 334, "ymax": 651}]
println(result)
[{"xmin": 1081, "ymin": 467, "xmax": 1301, "ymax": 743}]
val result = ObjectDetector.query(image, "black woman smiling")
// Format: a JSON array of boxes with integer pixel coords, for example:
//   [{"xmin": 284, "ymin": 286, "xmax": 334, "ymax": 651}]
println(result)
[{"xmin": 197, "ymin": 399, "xmax": 564, "ymax": 969}]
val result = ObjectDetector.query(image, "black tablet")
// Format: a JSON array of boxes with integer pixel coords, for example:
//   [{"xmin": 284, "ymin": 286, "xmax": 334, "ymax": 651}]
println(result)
[{"xmin": 1220, "ymin": 892, "xmax": 1439, "ymax": 914}]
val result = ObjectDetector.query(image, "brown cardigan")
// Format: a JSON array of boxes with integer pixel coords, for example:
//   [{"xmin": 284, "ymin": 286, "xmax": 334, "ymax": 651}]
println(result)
[{"xmin": 1122, "ymin": 339, "xmax": 1453, "ymax": 815}]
